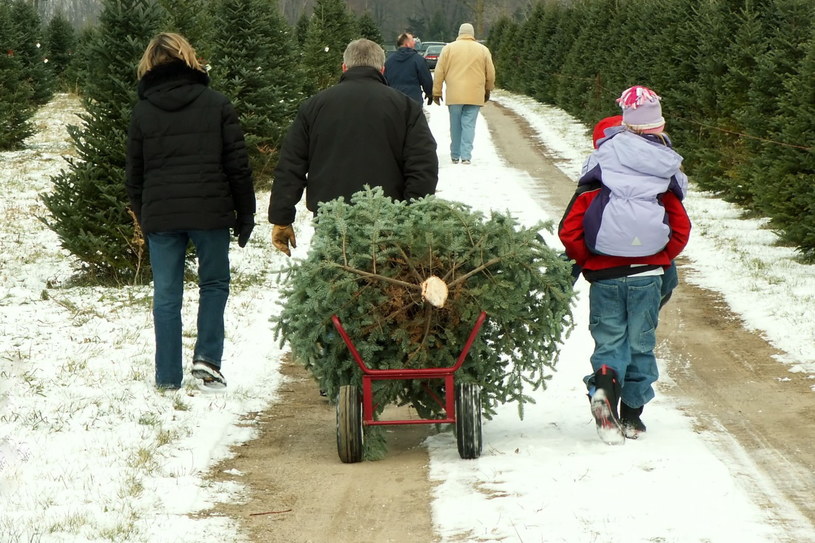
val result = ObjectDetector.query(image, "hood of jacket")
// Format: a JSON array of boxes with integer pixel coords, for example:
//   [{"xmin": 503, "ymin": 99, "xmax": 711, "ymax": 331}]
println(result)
[
  {"xmin": 390, "ymin": 47, "xmax": 420, "ymax": 64},
  {"xmin": 598, "ymin": 130, "xmax": 683, "ymax": 178},
  {"xmin": 138, "ymin": 60, "xmax": 209, "ymax": 112}
]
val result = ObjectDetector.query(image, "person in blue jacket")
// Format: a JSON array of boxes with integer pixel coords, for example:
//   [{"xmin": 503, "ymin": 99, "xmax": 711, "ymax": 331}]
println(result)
[{"xmin": 384, "ymin": 32, "xmax": 433, "ymax": 106}]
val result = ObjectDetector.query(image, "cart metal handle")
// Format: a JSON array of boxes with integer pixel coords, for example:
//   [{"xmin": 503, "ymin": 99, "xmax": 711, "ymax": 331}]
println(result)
[{"xmin": 330, "ymin": 311, "xmax": 488, "ymax": 376}]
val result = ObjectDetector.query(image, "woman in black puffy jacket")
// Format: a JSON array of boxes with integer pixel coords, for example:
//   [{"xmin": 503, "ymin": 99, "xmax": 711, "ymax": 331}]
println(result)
[{"xmin": 126, "ymin": 32, "xmax": 255, "ymax": 390}]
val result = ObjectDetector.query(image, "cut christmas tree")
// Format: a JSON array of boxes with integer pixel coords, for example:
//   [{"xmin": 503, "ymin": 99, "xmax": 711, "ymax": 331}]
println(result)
[{"xmin": 275, "ymin": 188, "xmax": 575, "ymax": 457}]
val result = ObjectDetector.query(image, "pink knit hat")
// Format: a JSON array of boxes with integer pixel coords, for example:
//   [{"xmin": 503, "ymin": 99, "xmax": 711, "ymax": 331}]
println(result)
[{"xmin": 617, "ymin": 86, "xmax": 665, "ymax": 131}]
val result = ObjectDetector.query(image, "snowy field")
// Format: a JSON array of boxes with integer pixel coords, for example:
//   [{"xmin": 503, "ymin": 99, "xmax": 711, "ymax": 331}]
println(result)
[{"xmin": 0, "ymin": 91, "xmax": 813, "ymax": 542}]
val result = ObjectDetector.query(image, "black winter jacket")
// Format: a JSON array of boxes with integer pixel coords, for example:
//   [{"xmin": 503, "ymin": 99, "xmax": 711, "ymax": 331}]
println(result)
[
  {"xmin": 268, "ymin": 66, "xmax": 438, "ymax": 225},
  {"xmin": 126, "ymin": 61, "xmax": 255, "ymax": 234},
  {"xmin": 384, "ymin": 47, "xmax": 433, "ymax": 104}
]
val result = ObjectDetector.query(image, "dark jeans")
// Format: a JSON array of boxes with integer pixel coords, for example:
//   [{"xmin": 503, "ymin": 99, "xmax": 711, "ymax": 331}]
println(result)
[{"xmin": 147, "ymin": 229, "xmax": 230, "ymax": 388}]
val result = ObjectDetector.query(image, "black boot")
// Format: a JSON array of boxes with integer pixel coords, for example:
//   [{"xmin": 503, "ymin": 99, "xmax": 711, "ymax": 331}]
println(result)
[
  {"xmin": 620, "ymin": 402, "xmax": 646, "ymax": 439},
  {"xmin": 588, "ymin": 365, "xmax": 624, "ymax": 445}
]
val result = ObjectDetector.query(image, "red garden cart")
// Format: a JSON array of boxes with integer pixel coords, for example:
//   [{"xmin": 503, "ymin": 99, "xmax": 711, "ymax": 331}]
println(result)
[{"xmin": 330, "ymin": 311, "xmax": 488, "ymax": 463}]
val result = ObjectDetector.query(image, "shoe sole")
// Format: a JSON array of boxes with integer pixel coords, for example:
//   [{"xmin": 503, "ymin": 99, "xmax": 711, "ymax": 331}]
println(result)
[
  {"xmin": 192, "ymin": 364, "xmax": 227, "ymax": 389},
  {"xmin": 590, "ymin": 390, "xmax": 625, "ymax": 445}
]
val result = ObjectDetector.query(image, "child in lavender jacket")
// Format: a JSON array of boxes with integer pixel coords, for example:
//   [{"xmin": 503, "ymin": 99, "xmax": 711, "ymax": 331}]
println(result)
[{"xmin": 559, "ymin": 86, "xmax": 692, "ymax": 444}]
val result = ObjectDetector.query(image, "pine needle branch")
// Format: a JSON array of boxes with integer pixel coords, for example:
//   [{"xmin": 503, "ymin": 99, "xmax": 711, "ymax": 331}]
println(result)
[
  {"xmin": 332, "ymin": 263, "xmax": 421, "ymax": 290},
  {"xmin": 398, "ymin": 245, "xmax": 424, "ymax": 283},
  {"xmin": 441, "ymin": 233, "xmax": 489, "ymax": 282},
  {"xmin": 447, "ymin": 256, "xmax": 504, "ymax": 288}
]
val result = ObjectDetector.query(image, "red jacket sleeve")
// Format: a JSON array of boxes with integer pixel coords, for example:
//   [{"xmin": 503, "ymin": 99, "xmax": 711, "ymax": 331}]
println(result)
[
  {"xmin": 662, "ymin": 191, "xmax": 691, "ymax": 261},
  {"xmin": 558, "ymin": 188, "xmax": 598, "ymax": 268}
]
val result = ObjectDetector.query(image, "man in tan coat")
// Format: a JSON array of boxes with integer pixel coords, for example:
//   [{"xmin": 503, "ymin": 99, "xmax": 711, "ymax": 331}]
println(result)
[{"xmin": 432, "ymin": 23, "xmax": 496, "ymax": 164}]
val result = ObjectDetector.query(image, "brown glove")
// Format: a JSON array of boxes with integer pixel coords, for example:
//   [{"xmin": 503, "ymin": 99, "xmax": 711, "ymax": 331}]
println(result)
[
  {"xmin": 272, "ymin": 224, "xmax": 297, "ymax": 256},
  {"xmin": 432, "ymin": 95, "xmax": 442, "ymax": 106},
  {"xmin": 484, "ymin": 90, "xmax": 491, "ymax": 102}
]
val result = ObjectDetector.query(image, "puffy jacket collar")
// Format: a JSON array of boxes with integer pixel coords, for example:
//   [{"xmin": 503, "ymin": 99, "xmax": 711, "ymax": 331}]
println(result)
[
  {"xmin": 339, "ymin": 65, "xmax": 387, "ymax": 85},
  {"xmin": 138, "ymin": 60, "xmax": 210, "ymax": 112}
]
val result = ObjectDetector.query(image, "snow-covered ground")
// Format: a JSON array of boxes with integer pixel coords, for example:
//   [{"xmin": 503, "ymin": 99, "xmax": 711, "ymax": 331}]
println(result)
[{"xmin": 0, "ymin": 91, "xmax": 813, "ymax": 542}]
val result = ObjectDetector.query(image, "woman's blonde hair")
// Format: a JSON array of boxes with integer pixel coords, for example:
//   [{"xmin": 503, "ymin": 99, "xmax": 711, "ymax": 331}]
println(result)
[{"xmin": 137, "ymin": 32, "xmax": 204, "ymax": 78}]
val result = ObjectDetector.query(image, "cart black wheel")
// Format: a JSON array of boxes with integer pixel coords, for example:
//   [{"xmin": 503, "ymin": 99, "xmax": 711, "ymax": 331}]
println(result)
[
  {"xmin": 455, "ymin": 383, "xmax": 482, "ymax": 459},
  {"xmin": 337, "ymin": 385, "xmax": 364, "ymax": 463}
]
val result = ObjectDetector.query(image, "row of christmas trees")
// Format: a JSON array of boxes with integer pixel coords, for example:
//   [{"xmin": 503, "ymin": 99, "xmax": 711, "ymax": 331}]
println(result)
[
  {"xmin": 27, "ymin": 0, "xmax": 383, "ymax": 284},
  {"xmin": 0, "ymin": 0, "xmax": 75, "ymax": 149},
  {"xmin": 488, "ymin": 0, "xmax": 815, "ymax": 259}
]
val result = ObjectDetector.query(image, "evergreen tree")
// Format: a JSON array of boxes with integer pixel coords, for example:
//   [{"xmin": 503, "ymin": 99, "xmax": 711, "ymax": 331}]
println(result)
[
  {"xmin": 9, "ymin": 0, "xmax": 53, "ymax": 105},
  {"xmin": 44, "ymin": 11, "xmax": 76, "ymax": 86},
  {"xmin": 275, "ymin": 188, "xmax": 575, "ymax": 456},
  {"xmin": 487, "ymin": 17, "xmax": 515, "ymax": 89},
  {"xmin": 679, "ymin": 0, "xmax": 741, "ymax": 193},
  {"xmin": 41, "ymin": 0, "xmax": 165, "ymax": 283},
  {"xmin": 356, "ymin": 11, "xmax": 383, "ymax": 44},
  {"xmin": 711, "ymin": 2, "xmax": 773, "ymax": 206},
  {"xmin": 302, "ymin": 0, "xmax": 357, "ymax": 93},
  {"xmin": 511, "ymin": 3, "xmax": 545, "ymax": 96},
  {"xmin": 294, "ymin": 11, "xmax": 309, "ymax": 47},
  {"xmin": 534, "ymin": 1, "xmax": 579, "ymax": 104},
  {"xmin": 159, "ymin": 0, "xmax": 212, "ymax": 57},
  {"xmin": 747, "ymin": 0, "xmax": 814, "ymax": 209},
  {"xmin": 208, "ymin": 0, "xmax": 304, "ymax": 187},
  {"xmin": 526, "ymin": 1, "xmax": 564, "ymax": 103},
  {"xmin": 406, "ymin": 16, "xmax": 426, "ymax": 42},
  {"xmin": 554, "ymin": 0, "xmax": 618, "ymax": 122},
  {"xmin": 758, "ymin": 31, "xmax": 815, "ymax": 257},
  {"xmin": 586, "ymin": 3, "xmax": 631, "ymax": 115},
  {"xmin": 0, "ymin": 2, "xmax": 34, "ymax": 149},
  {"xmin": 425, "ymin": 8, "xmax": 452, "ymax": 42},
  {"xmin": 61, "ymin": 26, "xmax": 97, "ymax": 94},
  {"xmin": 485, "ymin": 15, "xmax": 508, "ymax": 54},
  {"xmin": 653, "ymin": 0, "xmax": 705, "ymax": 139}
]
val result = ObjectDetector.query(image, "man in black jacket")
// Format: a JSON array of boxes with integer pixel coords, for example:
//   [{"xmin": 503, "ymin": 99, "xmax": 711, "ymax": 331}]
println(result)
[{"xmin": 268, "ymin": 38, "xmax": 438, "ymax": 256}]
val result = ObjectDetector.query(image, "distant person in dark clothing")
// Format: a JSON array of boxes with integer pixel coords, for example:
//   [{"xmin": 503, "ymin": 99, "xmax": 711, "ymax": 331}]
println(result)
[
  {"xmin": 384, "ymin": 32, "xmax": 433, "ymax": 106},
  {"xmin": 126, "ymin": 32, "xmax": 256, "ymax": 390},
  {"xmin": 268, "ymin": 38, "xmax": 438, "ymax": 257}
]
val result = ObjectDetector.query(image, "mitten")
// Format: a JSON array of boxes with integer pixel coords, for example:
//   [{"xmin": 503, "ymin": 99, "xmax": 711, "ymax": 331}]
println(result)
[{"xmin": 432, "ymin": 95, "xmax": 442, "ymax": 106}]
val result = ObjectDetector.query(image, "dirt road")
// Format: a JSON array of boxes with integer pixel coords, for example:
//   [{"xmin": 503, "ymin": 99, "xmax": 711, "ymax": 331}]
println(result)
[{"xmin": 204, "ymin": 101, "xmax": 815, "ymax": 541}]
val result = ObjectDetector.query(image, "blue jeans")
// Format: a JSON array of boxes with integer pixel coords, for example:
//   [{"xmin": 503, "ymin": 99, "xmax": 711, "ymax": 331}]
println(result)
[
  {"xmin": 448, "ymin": 104, "xmax": 480, "ymax": 161},
  {"xmin": 148, "ymin": 229, "xmax": 231, "ymax": 388},
  {"xmin": 585, "ymin": 275, "xmax": 662, "ymax": 408}
]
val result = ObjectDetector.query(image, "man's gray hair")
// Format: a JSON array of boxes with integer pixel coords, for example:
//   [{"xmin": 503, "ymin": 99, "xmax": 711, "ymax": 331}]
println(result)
[{"xmin": 343, "ymin": 38, "xmax": 385, "ymax": 70}]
